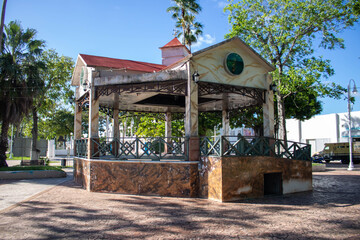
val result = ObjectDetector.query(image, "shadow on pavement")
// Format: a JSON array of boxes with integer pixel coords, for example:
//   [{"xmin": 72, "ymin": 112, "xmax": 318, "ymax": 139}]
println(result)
[{"xmin": 0, "ymin": 166, "xmax": 359, "ymax": 239}]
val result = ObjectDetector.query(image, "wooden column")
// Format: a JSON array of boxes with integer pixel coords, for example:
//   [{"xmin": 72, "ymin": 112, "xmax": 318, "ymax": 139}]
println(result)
[
  {"xmin": 113, "ymin": 94, "xmax": 120, "ymax": 139},
  {"xmin": 73, "ymin": 99, "xmax": 82, "ymax": 156},
  {"xmin": 185, "ymin": 62, "xmax": 199, "ymax": 161},
  {"xmin": 87, "ymin": 87, "xmax": 99, "ymax": 159},
  {"xmin": 164, "ymin": 111, "xmax": 172, "ymax": 153},
  {"xmin": 263, "ymin": 75, "xmax": 275, "ymax": 138},
  {"xmin": 222, "ymin": 94, "xmax": 229, "ymax": 136},
  {"xmin": 222, "ymin": 94, "xmax": 230, "ymax": 154},
  {"xmin": 112, "ymin": 107, "xmax": 119, "ymax": 156},
  {"xmin": 113, "ymin": 109, "xmax": 120, "ymax": 139}
]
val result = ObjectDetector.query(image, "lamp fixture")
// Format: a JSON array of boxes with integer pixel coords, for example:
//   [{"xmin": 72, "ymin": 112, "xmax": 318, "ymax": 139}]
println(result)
[
  {"xmin": 352, "ymin": 84, "xmax": 358, "ymax": 95},
  {"xmin": 347, "ymin": 78, "xmax": 357, "ymax": 171},
  {"xmin": 192, "ymin": 71, "xmax": 200, "ymax": 83},
  {"xmin": 83, "ymin": 80, "xmax": 89, "ymax": 90}
]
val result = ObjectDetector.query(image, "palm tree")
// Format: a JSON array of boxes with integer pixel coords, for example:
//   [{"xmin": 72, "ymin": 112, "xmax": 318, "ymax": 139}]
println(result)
[
  {"xmin": 175, "ymin": 13, "xmax": 203, "ymax": 52},
  {"xmin": 167, "ymin": 0, "xmax": 202, "ymax": 50},
  {"xmin": 0, "ymin": 21, "xmax": 45, "ymax": 167}
]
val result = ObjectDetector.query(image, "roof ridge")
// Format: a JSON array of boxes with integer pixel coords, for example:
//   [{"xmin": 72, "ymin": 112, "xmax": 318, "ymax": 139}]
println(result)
[
  {"xmin": 79, "ymin": 54, "xmax": 166, "ymax": 72},
  {"xmin": 79, "ymin": 53, "xmax": 165, "ymax": 67},
  {"xmin": 160, "ymin": 37, "xmax": 183, "ymax": 48}
]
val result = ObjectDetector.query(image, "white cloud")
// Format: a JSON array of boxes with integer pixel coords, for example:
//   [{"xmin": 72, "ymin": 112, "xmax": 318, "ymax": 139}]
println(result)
[
  {"xmin": 192, "ymin": 34, "xmax": 216, "ymax": 49},
  {"xmin": 217, "ymin": 1, "xmax": 228, "ymax": 8},
  {"xmin": 210, "ymin": 0, "xmax": 228, "ymax": 8}
]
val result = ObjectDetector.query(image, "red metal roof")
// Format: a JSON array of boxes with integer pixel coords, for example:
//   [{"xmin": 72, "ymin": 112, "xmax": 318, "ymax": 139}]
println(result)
[
  {"xmin": 160, "ymin": 37, "xmax": 186, "ymax": 49},
  {"xmin": 79, "ymin": 54, "xmax": 166, "ymax": 73}
]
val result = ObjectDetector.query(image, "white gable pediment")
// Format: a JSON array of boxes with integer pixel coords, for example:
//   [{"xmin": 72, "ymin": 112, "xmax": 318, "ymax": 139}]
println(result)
[{"xmin": 191, "ymin": 37, "xmax": 275, "ymax": 90}]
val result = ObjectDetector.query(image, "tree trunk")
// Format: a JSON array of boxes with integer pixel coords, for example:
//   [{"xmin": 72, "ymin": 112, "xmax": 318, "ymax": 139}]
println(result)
[
  {"xmin": 15, "ymin": 121, "xmax": 21, "ymax": 137},
  {"xmin": 277, "ymin": 93, "xmax": 287, "ymax": 142},
  {"xmin": 181, "ymin": 8, "xmax": 185, "ymax": 46},
  {"xmin": 30, "ymin": 106, "xmax": 39, "ymax": 161},
  {"xmin": 0, "ymin": 0, "xmax": 7, "ymax": 53},
  {"xmin": 0, "ymin": 116, "xmax": 9, "ymax": 167},
  {"xmin": 276, "ymin": 65, "xmax": 287, "ymax": 143}
]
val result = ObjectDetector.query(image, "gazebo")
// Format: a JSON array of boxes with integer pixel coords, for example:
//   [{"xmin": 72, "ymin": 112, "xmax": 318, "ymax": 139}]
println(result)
[{"xmin": 71, "ymin": 37, "xmax": 312, "ymax": 202}]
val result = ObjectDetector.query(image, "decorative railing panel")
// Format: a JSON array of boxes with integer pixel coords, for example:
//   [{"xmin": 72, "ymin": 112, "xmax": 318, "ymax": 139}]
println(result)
[
  {"xmin": 76, "ymin": 137, "xmax": 189, "ymax": 161},
  {"xmin": 75, "ymin": 139, "xmax": 88, "ymax": 158},
  {"xmin": 75, "ymin": 136, "xmax": 310, "ymax": 161},
  {"xmin": 200, "ymin": 136, "xmax": 311, "ymax": 161}
]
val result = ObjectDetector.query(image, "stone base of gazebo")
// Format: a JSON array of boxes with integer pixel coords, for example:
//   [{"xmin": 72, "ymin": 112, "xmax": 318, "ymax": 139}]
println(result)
[
  {"xmin": 199, "ymin": 156, "xmax": 312, "ymax": 202},
  {"xmin": 74, "ymin": 156, "xmax": 312, "ymax": 202},
  {"xmin": 73, "ymin": 158, "xmax": 199, "ymax": 198}
]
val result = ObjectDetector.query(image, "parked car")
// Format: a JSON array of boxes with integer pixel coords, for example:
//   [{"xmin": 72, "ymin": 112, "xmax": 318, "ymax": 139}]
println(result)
[{"xmin": 313, "ymin": 142, "xmax": 360, "ymax": 164}]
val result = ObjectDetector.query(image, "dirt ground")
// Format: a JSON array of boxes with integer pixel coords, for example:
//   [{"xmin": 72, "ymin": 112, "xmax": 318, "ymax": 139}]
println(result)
[{"xmin": 0, "ymin": 165, "xmax": 359, "ymax": 239}]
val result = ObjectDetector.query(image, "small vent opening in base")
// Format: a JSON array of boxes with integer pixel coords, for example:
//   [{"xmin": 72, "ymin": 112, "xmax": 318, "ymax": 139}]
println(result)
[{"xmin": 264, "ymin": 172, "xmax": 283, "ymax": 195}]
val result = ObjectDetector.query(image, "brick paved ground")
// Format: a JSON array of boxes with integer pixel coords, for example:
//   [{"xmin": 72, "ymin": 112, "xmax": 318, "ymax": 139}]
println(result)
[{"xmin": 0, "ymin": 166, "xmax": 359, "ymax": 239}]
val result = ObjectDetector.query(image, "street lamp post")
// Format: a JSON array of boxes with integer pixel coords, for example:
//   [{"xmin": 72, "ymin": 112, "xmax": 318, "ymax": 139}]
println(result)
[{"xmin": 347, "ymin": 79, "xmax": 357, "ymax": 171}]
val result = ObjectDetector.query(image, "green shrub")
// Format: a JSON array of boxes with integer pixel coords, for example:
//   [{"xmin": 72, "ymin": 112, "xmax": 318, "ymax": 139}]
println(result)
[{"xmin": 0, "ymin": 166, "xmax": 63, "ymax": 171}]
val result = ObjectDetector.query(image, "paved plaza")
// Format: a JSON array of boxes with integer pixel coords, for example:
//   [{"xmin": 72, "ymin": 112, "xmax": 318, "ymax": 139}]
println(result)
[{"xmin": 0, "ymin": 163, "xmax": 359, "ymax": 239}]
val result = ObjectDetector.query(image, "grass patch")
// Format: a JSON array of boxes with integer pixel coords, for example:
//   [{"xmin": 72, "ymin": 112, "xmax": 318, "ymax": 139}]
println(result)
[
  {"xmin": 312, "ymin": 163, "xmax": 323, "ymax": 166},
  {"xmin": 5, "ymin": 154, "xmax": 31, "ymax": 160},
  {"xmin": 0, "ymin": 165, "xmax": 63, "ymax": 172}
]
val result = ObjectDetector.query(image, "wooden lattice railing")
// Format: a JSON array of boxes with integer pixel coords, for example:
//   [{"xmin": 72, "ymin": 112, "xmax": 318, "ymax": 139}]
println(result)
[
  {"xmin": 200, "ymin": 136, "xmax": 311, "ymax": 161},
  {"xmin": 75, "ymin": 137, "xmax": 188, "ymax": 160},
  {"xmin": 75, "ymin": 135, "xmax": 311, "ymax": 161}
]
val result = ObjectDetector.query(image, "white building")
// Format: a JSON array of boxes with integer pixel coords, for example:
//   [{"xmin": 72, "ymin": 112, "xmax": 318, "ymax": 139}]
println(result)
[{"xmin": 286, "ymin": 111, "xmax": 360, "ymax": 155}]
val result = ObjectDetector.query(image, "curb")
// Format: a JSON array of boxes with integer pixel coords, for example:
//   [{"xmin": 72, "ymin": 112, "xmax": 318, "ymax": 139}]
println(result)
[
  {"xmin": 312, "ymin": 164, "xmax": 326, "ymax": 172},
  {"xmin": 0, "ymin": 170, "xmax": 67, "ymax": 180}
]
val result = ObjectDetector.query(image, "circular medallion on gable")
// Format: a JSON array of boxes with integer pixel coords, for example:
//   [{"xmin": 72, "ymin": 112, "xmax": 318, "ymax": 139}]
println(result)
[{"xmin": 224, "ymin": 53, "xmax": 244, "ymax": 75}]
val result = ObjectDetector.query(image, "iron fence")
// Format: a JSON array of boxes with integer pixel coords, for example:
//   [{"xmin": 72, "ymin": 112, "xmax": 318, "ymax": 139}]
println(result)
[
  {"xmin": 75, "ymin": 139, "xmax": 88, "ymax": 158},
  {"xmin": 200, "ymin": 136, "xmax": 311, "ymax": 161},
  {"xmin": 75, "ymin": 135, "xmax": 311, "ymax": 161},
  {"xmin": 76, "ymin": 137, "xmax": 188, "ymax": 161}
]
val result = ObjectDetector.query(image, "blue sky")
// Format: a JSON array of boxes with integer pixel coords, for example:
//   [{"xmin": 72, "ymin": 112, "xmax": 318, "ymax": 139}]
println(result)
[{"xmin": 5, "ymin": 0, "xmax": 360, "ymax": 116}]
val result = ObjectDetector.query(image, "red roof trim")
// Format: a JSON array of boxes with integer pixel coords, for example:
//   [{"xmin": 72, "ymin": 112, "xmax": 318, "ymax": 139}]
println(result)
[
  {"xmin": 160, "ymin": 37, "xmax": 183, "ymax": 49},
  {"xmin": 79, "ymin": 54, "xmax": 166, "ymax": 73},
  {"xmin": 160, "ymin": 37, "xmax": 191, "ymax": 54}
]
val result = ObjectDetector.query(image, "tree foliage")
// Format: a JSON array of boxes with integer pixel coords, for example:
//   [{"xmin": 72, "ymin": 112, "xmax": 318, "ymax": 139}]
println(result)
[
  {"xmin": 198, "ymin": 112, "xmax": 221, "ymax": 136},
  {"xmin": 21, "ymin": 108, "xmax": 74, "ymax": 140},
  {"xmin": 31, "ymin": 49, "xmax": 74, "ymax": 140},
  {"xmin": 0, "ymin": 21, "xmax": 45, "ymax": 167},
  {"xmin": 225, "ymin": 0, "xmax": 358, "ymax": 140},
  {"xmin": 167, "ymin": 0, "xmax": 203, "ymax": 51},
  {"xmin": 0, "ymin": 21, "xmax": 74, "ymax": 165},
  {"xmin": 230, "ymin": 107, "xmax": 264, "ymax": 136},
  {"xmin": 23, "ymin": 48, "xmax": 74, "ymax": 161},
  {"xmin": 38, "ymin": 49, "xmax": 74, "ymax": 109},
  {"xmin": 42, "ymin": 108, "xmax": 74, "ymax": 139},
  {"xmin": 132, "ymin": 113, "xmax": 184, "ymax": 137},
  {"xmin": 354, "ymin": 0, "xmax": 360, "ymax": 15},
  {"xmin": 175, "ymin": 11, "xmax": 203, "ymax": 52}
]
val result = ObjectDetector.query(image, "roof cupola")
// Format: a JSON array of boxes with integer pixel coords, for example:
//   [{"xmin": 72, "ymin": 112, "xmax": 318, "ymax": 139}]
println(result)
[{"xmin": 159, "ymin": 37, "xmax": 190, "ymax": 66}]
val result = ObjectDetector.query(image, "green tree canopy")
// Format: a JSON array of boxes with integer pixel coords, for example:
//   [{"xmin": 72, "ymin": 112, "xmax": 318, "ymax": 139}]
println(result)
[
  {"xmin": 354, "ymin": 0, "xmax": 360, "ymax": 14},
  {"xmin": 12, "ymin": 50, "xmax": 75, "ymax": 142},
  {"xmin": 42, "ymin": 108, "xmax": 74, "ymax": 139},
  {"xmin": 0, "ymin": 20, "xmax": 45, "ymax": 167},
  {"xmin": 132, "ymin": 113, "xmax": 184, "ymax": 137},
  {"xmin": 225, "ymin": 0, "xmax": 358, "ymax": 141},
  {"xmin": 175, "ymin": 11, "xmax": 203, "ymax": 52},
  {"xmin": 167, "ymin": 0, "xmax": 203, "ymax": 51},
  {"xmin": 28, "ymin": 49, "xmax": 74, "ymax": 160}
]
